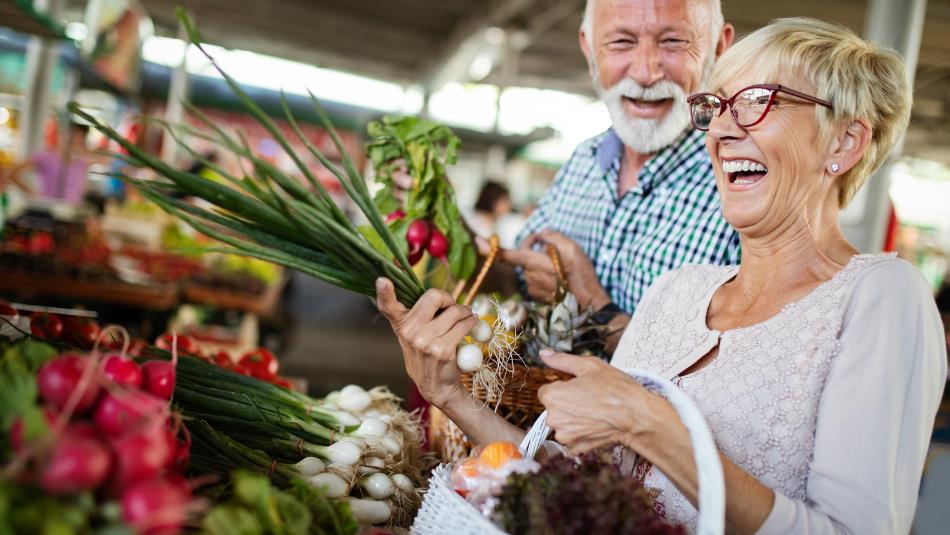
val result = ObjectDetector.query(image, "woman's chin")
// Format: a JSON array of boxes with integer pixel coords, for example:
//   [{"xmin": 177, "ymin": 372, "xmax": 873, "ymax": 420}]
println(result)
[{"xmin": 722, "ymin": 204, "xmax": 769, "ymax": 234}]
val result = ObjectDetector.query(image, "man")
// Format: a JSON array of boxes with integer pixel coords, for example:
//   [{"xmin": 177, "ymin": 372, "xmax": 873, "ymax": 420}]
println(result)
[{"xmin": 490, "ymin": 0, "xmax": 740, "ymax": 348}]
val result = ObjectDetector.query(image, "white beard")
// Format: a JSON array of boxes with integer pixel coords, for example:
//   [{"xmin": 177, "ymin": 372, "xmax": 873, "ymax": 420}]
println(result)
[
  {"xmin": 595, "ymin": 77, "xmax": 691, "ymax": 154},
  {"xmin": 590, "ymin": 56, "xmax": 714, "ymax": 155}
]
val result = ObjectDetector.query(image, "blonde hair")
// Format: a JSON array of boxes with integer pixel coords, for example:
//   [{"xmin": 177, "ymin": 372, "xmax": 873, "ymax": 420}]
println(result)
[{"xmin": 708, "ymin": 17, "xmax": 912, "ymax": 207}]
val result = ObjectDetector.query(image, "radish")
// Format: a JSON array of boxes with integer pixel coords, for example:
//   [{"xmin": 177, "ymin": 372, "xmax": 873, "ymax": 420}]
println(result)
[
  {"xmin": 37, "ymin": 353, "xmax": 100, "ymax": 413},
  {"xmin": 141, "ymin": 361, "xmax": 175, "ymax": 400},
  {"xmin": 166, "ymin": 429, "xmax": 190, "ymax": 472},
  {"xmin": 39, "ymin": 433, "xmax": 112, "ymax": 495},
  {"xmin": 405, "ymin": 220, "xmax": 431, "ymax": 253},
  {"xmin": 94, "ymin": 390, "xmax": 167, "ymax": 437},
  {"xmin": 101, "ymin": 354, "xmax": 143, "ymax": 388},
  {"xmin": 112, "ymin": 420, "xmax": 173, "ymax": 487},
  {"xmin": 407, "ymin": 247, "xmax": 425, "ymax": 265},
  {"xmin": 385, "ymin": 209, "xmax": 405, "ymax": 223},
  {"xmin": 426, "ymin": 228, "xmax": 449, "ymax": 259},
  {"xmin": 121, "ymin": 477, "xmax": 189, "ymax": 535}
]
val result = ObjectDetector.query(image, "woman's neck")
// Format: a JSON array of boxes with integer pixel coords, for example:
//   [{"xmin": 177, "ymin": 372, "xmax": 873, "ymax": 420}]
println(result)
[{"xmin": 732, "ymin": 219, "xmax": 858, "ymax": 303}]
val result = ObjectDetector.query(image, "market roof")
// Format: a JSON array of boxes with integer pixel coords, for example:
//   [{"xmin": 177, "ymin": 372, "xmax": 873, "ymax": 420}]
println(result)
[
  {"xmin": 2, "ymin": 0, "xmax": 68, "ymax": 40},
  {"xmin": 60, "ymin": 0, "xmax": 950, "ymax": 163}
]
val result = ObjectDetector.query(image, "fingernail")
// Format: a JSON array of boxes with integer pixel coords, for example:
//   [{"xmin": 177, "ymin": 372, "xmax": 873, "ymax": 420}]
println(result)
[
  {"xmin": 375, "ymin": 278, "xmax": 386, "ymax": 290},
  {"xmin": 539, "ymin": 349, "xmax": 553, "ymax": 357}
]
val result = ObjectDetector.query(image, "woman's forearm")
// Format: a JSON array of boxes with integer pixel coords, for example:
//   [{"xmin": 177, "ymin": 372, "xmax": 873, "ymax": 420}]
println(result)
[
  {"xmin": 441, "ymin": 390, "xmax": 527, "ymax": 447},
  {"xmin": 634, "ymin": 419, "xmax": 774, "ymax": 534}
]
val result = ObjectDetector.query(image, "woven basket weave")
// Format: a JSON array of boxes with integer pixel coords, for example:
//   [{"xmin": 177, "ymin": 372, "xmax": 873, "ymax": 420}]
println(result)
[{"xmin": 430, "ymin": 364, "xmax": 572, "ymax": 462}]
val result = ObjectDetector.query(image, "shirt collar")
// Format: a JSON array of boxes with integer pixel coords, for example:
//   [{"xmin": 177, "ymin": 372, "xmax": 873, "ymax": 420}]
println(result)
[{"xmin": 593, "ymin": 127, "xmax": 707, "ymax": 192}]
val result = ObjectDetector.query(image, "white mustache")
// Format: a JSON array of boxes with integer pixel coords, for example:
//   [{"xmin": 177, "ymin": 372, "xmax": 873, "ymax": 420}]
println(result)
[{"xmin": 605, "ymin": 78, "xmax": 686, "ymax": 103}]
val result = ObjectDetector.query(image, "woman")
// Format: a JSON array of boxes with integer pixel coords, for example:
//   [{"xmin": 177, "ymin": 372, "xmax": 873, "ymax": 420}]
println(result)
[{"xmin": 376, "ymin": 18, "xmax": 946, "ymax": 534}]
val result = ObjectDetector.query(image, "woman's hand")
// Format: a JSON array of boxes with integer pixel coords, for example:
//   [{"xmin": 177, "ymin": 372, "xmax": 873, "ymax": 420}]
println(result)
[
  {"xmin": 375, "ymin": 278, "xmax": 478, "ymax": 408},
  {"xmin": 537, "ymin": 350, "xmax": 682, "ymax": 454}
]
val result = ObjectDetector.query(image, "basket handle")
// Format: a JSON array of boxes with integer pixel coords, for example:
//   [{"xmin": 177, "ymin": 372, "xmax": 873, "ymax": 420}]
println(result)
[{"xmin": 517, "ymin": 367, "xmax": 725, "ymax": 535}]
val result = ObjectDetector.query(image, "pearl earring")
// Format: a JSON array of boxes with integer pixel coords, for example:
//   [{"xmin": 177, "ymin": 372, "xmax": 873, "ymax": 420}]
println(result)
[{"xmin": 830, "ymin": 163, "xmax": 840, "ymax": 173}]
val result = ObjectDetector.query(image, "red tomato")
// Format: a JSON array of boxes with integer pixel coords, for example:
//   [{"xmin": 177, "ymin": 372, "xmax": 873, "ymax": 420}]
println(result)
[
  {"xmin": 29, "ymin": 312, "xmax": 64, "ymax": 340},
  {"xmin": 0, "ymin": 300, "xmax": 18, "ymax": 317},
  {"xmin": 60, "ymin": 317, "xmax": 101, "ymax": 349},
  {"xmin": 155, "ymin": 334, "xmax": 202, "ymax": 357},
  {"xmin": 271, "ymin": 377, "xmax": 293, "ymax": 390},
  {"xmin": 238, "ymin": 348, "xmax": 278, "ymax": 380},
  {"xmin": 212, "ymin": 351, "xmax": 233, "ymax": 368}
]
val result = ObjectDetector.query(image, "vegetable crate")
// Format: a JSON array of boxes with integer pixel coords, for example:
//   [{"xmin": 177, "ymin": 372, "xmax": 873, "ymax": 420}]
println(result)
[{"xmin": 414, "ymin": 368, "xmax": 726, "ymax": 535}]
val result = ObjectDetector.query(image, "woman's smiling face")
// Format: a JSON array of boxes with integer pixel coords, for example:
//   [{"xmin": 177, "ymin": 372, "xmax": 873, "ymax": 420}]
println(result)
[{"xmin": 706, "ymin": 69, "xmax": 834, "ymax": 238}]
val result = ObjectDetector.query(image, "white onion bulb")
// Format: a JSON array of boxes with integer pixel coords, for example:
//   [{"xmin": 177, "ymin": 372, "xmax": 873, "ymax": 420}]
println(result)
[
  {"xmin": 360, "ymin": 472, "xmax": 395, "ymax": 499},
  {"xmin": 337, "ymin": 384, "xmax": 372, "ymax": 413},
  {"xmin": 324, "ymin": 440, "xmax": 362, "ymax": 465},
  {"xmin": 456, "ymin": 343, "xmax": 484, "ymax": 372},
  {"xmin": 470, "ymin": 295, "xmax": 494, "ymax": 317},
  {"xmin": 468, "ymin": 319, "xmax": 492, "ymax": 343},
  {"xmin": 308, "ymin": 472, "xmax": 348, "ymax": 498},
  {"xmin": 295, "ymin": 456, "xmax": 325, "ymax": 476},
  {"xmin": 392, "ymin": 473, "xmax": 415, "ymax": 493},
  {"xmin": 354, "ymin": 418, "xmax": 388, "ymax": 438},
  {"xmin": 346, "ymin": 498, "xmax": 392, "ymax": 525}
]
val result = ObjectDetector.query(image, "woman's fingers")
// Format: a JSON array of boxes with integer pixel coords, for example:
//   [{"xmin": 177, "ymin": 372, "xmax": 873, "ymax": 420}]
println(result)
[
  {"xmin": 375, "ymin": 278, "xmax": 408, "ymax": 323},
  {"xmin": 407, "ymin": 288, "xmax": 459, "ymax": 324},
  {"xmin": 430, "ymin": 305, "xmax": 477, "ymax": 338},
  {"xmin": 436, "ymin": 314, "xmax": 481, "ymax": 347}
]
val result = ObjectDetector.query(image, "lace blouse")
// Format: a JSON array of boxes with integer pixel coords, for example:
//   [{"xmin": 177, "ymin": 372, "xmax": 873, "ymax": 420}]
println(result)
[{"xmin": 610, "ymin": 254, "xmax": 947, "ymax": 534}]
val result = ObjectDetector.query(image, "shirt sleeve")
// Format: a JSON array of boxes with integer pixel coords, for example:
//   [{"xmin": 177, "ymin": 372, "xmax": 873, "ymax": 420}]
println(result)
[{"xmin": 757, "ymin": 259, "xmax": 947, "ymax": 535}]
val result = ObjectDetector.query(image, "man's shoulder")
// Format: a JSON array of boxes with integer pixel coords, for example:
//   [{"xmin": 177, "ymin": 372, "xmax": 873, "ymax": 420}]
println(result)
[{"xmin": 563, "ymin": 129, "xmax": 613, "ymax": 166}]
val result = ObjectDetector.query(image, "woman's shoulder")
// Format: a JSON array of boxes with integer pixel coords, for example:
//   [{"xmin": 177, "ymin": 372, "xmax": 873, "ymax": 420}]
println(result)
[{"xmin": 844, "ymin": 254, "xmax": 932, "ymax": 303}]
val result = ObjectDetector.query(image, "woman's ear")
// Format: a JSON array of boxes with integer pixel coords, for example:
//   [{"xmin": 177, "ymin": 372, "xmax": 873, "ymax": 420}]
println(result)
[{"xmin": 826, "ymin": 119, "xmax": 872, "ymax": 177}]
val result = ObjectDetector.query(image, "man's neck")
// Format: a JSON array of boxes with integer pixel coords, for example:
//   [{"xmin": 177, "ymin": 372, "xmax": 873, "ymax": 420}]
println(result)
[{"xmin": 618, "ymin": 145, "xmax": 653, "ymax": 197}]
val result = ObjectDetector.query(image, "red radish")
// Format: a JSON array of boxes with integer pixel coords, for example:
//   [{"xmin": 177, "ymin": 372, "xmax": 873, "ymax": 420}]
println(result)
[
  {"xmin": 166, "ymin": 430, "xmax": 190, "ymax": 471},
  {"xmin": 94, "ymin": 391, "xmax": 167, "ymax": 437},
  {"xmin": 385, "ymin": 209, "xmax": 405, "ymax": 223},
  {"xmin": 30, "ymin": 312, "xmax": 63, "ymax": 340},
  {"xmin": 407, "ymin": 248, "xmax": 425, "ymax": 265},
  {"xmin": 101, "ymin": 354, "xmax": 143, "ymax": 388},
  {"xmin": 112, "ymin": 420, "xmax": 173, "ymax": 487},
  {"xmin": 141, "ymin": 361, "xmax": 175, "ymax": 400},
  {"xmin": 406, "ymin": 219, "xmax": 431, "ymax": 252},
  {"xmin": 165, "ymin": 472, "xmax": 191, "ymax": 497},
  {"xmin": 37, "ymin": 354, "xmax": 100, "ymax": 413},
  {"xmin": 39, "ymin": 433, "xmax": 112, "ymax": 495},
  {"xmin": 238, "ymin": 348, "xmax": 278, "ymax": 380},
  {"xmin": 60, "ymin": 317, "xmax": 101, "ymax": 349},
  {"xmin": 272, "ymin": 377, "xmax": 293, "ymax": 390},
  {"xmin": 121, "ymin": 477, "xmax": 189, "ymax": 535},
  {"xmin": 427, "ymin": 228, "xmax": 449, "ymax": 259}
]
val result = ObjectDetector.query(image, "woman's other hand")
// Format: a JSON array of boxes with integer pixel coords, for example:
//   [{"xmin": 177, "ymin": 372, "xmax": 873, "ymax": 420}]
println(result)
[
  {"xmin": 375, "ymin": 278, "xmax": 478, "ymax": 408},
  {"xmin": 537, "ymin": 350, "xmax": 682, "ymax": 455}
]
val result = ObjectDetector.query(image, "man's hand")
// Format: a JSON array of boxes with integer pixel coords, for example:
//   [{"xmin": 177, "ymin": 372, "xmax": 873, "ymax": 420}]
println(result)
[
  {"xmin": 375, "ymin": 278, "xmax": 478, "ymax": 407},
  {"xmin": 476, "ymin": 235, "xmax": 561, "ymax": 303},
  {"xmin": 534, "ymin": 230, "xmax": 611, "ymax": 310}
]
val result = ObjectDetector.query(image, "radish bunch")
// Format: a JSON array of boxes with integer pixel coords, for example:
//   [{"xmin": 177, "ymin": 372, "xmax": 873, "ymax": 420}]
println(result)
[
  {"xmin": 10, "ymin": 344, "xmax": 194, "ymax": 535},
  {"xmin": 401, "ymin": 218, "xmax": 449, "ymax": 266}
]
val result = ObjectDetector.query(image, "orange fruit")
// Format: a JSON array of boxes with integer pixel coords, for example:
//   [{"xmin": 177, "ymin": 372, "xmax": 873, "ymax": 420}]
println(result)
[
  {"xmin": 459, "ymin": 456, "xmax": 482, "ymax": 479},
  {"xmin": 479, "ymin": 441, "xmax": 522, "ymax": 469}
]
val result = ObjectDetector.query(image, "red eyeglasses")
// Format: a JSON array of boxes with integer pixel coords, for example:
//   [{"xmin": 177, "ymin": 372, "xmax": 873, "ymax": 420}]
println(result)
[{"xmin": 686, "ymin": 84, "xmax": 833, "ymax": 131}]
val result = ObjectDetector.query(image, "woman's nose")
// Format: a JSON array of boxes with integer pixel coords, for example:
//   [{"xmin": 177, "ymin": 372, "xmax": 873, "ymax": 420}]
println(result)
[{"xmin": 707, "ymin": 106, "xmax": 745, "ymax": 142}]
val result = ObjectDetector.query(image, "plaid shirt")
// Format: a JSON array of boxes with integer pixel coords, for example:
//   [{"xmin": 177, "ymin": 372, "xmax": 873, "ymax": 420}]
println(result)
[{"xmin": 518, "ymin": 128, "xmax": 741, "ymax": 315}]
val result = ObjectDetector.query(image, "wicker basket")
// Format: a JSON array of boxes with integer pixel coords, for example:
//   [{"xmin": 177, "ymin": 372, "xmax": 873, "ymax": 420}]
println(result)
[
  {"xmin": 430, "ymin": 364, "xmax": 572, "ymax": 462},
  {"xmin": 412, "ymin": 367, "xmax": 726, "ymax": 535}
]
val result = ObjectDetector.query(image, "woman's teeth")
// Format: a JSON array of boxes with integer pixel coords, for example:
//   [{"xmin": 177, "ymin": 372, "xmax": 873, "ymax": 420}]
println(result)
[
  {"xmin": 722, "ymin": 160, "xmax": 767, "ymax": 173},
  {"xmin": 722, "ymin": 159, "xmax": 768, "ymax": 185}
]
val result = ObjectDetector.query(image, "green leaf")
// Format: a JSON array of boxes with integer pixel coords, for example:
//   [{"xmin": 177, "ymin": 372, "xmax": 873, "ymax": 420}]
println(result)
[
  {"xmin": 273, "ymin": 492, "xmax": 311, "ymax": 535},
  {"xmin": 203, "ymin": 504, "xmax": 263, "ymax": 535},
  {"xmin": 17, "ymin": 340, "xmax": 58, "ymax": 372},
  {"xmin": 233, "ymin": 471, "xmax": 272, "ymax": 507}
]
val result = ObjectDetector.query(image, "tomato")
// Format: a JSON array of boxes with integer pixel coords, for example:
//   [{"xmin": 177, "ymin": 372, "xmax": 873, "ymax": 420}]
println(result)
[
  {"xmin": 29, "ymin": 312, "xmax": 64, "ymax": 340},
  {"xmin": 238, "ymin": 348, "xmax": 278, "ymax": 379},
  {"xmin": 271, "ymin": 377, "xmax": 293, "ymax": 390},
  {"xmin": 212, "ymin": 351, "xmax": 233, "ymax": 368},
  {"xmin": 60, "ymin": 316, "xmax": 101, "ymax": 349},
  {"xmin": 155, "ymin": 334, "xmax": 202, "ymax": 357},
  {"xmin": 0, "ymin": 300, "xmax": 18, "ymax": 317}
]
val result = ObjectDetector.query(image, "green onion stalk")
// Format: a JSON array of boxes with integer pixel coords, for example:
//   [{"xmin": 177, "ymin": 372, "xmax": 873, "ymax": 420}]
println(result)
[
  {"xmin": 68, "ymin": 8, "xmax": 425, "ymax": 308},
  {"xmin": 145, "ymin": 349, "xmax": 424, "ymax": 525}
]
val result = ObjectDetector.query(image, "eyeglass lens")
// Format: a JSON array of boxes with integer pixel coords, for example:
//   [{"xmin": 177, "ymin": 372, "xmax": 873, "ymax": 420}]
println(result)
[{"xmin": 690, "ymin": 87, "xmax": 775, "ymax": 130}]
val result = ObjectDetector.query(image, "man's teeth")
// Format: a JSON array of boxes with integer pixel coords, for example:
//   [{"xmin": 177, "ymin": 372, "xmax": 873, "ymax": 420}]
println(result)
[{"xmin": 722, "ymin": 160, "xmax": 767, "ymax": 174}]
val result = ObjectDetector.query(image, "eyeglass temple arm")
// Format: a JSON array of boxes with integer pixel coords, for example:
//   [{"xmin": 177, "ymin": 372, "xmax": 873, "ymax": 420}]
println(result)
[{"xmin": 775, "ymin": 85, "xmax": 833, "ymax": 109}]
